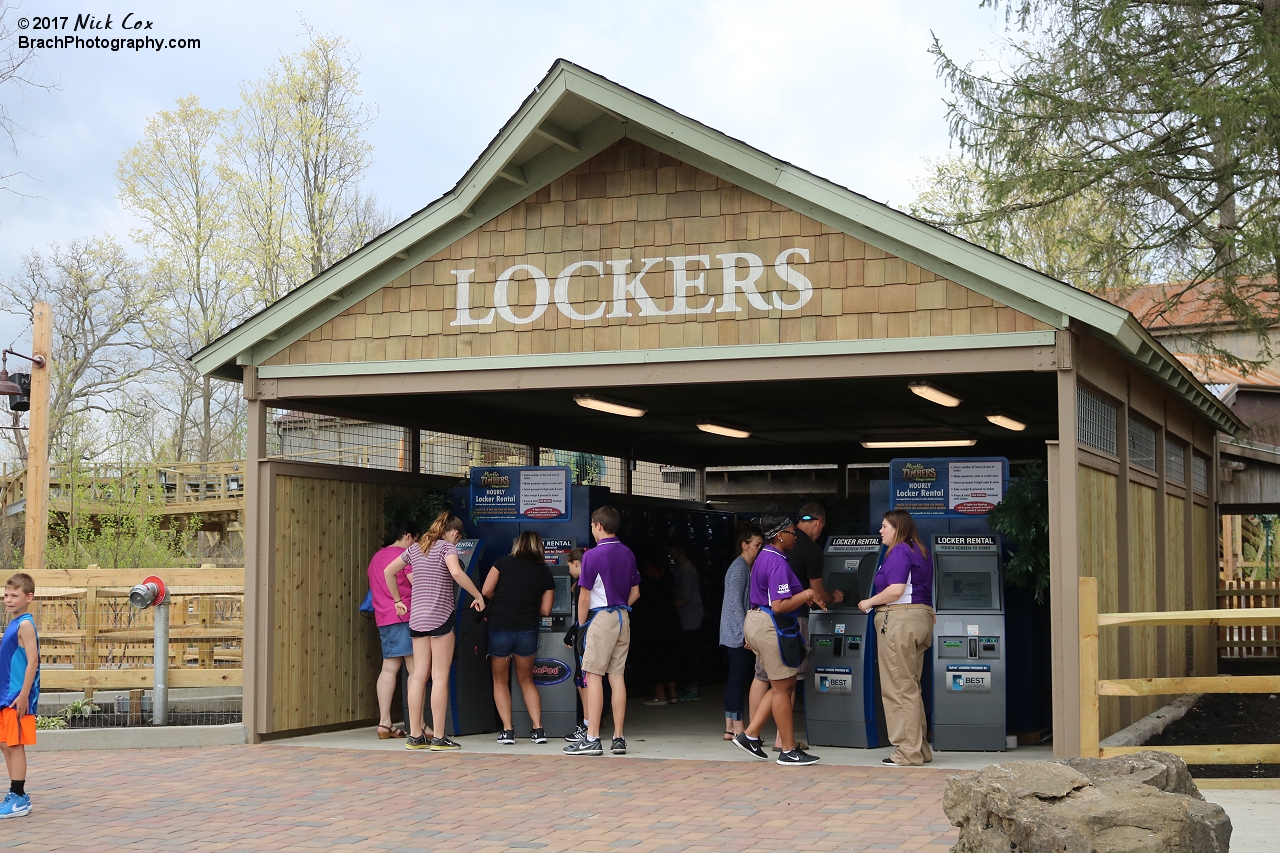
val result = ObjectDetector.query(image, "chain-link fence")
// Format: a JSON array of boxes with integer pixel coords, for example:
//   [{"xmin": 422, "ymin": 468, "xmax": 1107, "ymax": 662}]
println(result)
[
  {"xmin": 265, "ymin": 408, "xmax": 702, "ymax": 500},
  {"xmin": 267, "ymin": 409, "xmax": 413, "ymax": 470},
  {"xmin": 2, "ymin": 572, "xmax": 243, "ymax": 728}
]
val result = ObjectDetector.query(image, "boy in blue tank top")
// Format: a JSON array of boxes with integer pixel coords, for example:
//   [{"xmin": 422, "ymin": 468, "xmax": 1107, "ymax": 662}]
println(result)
[{"xmin": 0, "ymin": 573, "xmax": 39, "ymax": 818}]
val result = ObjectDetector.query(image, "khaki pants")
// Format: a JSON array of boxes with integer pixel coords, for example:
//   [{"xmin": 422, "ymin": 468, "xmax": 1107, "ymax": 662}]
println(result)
[{"xmin": 874, "ymin": 605, "xmax": 934, "ymax": 766}]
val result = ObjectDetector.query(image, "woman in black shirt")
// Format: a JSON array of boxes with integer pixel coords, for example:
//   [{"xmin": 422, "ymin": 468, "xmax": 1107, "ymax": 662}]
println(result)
[{"xmin": 481, "ymin": 531, "xmax": 556, "ymax": 744}]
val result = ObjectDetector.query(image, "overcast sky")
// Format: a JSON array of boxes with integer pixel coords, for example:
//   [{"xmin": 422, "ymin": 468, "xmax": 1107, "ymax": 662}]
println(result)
[{"xmin": 0, "ymin": 0, "xmax": 1009, "ymax": 350}]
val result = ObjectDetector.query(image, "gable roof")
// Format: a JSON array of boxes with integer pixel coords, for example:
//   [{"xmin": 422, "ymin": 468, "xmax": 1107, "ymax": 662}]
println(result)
[{"xmin": 191, "ymin": 59, "xmax": 1239, "ymax": 433}]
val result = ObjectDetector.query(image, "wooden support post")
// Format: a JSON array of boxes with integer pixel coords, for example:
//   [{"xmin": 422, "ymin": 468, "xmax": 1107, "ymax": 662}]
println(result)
[
  {"xmin": 23, "ymin": 302, "xmax": 51, "ymax": 574},
  {"xmin": 82, "ymin": 583, "xmax": 98, "ymax": 701},
  {"xmin": 1223, "ymin": 515, "xmax": 1235, "ymax": 581},
  {"xmin": 1080, "ymin": 575, "xmax": 1100, "ymax": 759}
]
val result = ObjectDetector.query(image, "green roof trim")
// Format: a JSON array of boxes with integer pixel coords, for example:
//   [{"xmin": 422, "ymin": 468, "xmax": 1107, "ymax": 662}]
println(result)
[
  {"xmin": 191, "ymin": 59, "xmax": 1240, "ymax": 435},
  {"xmin": 256, "ymin": 331, "xmax": 1057, "ymax": 379}
]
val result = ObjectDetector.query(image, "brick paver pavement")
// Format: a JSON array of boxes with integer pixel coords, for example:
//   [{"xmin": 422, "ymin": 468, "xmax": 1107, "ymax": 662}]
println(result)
[{"xmin": 15, "ymin": 745, "xmax": 961, "ymax": 851}]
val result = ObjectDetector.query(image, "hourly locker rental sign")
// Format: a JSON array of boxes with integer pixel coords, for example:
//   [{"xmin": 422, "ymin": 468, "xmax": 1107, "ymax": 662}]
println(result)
[
  {"xmin": 888, "ymin": 457, "xmax": 1008, "ymax": 517},
  {"xmin": 470, "ymin": 466, "xmax": 572, "ymax": 522}
]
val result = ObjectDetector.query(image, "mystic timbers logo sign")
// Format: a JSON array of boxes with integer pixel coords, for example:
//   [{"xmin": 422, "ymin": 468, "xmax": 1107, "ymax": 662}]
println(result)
[
  {"xmin": 531, "ymin": 658, "xmax": 572, "ymax": 685},
  {"xmin": 900, "ymin": 463, "xmax": 938, "ymax": 483},
  {"xmin": 449, "ymin": 248, "xmax": 815, "ymax": 326}
]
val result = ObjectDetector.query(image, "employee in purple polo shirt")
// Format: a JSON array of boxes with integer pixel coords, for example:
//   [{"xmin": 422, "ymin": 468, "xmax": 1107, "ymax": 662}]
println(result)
[
  {"xmin": 733, "ymin": 510, "xmax": 824, "ymax": 767},
  {"xmin": 859, "ymin": 509, "xmax": 935, "ymax": 766},
  {"xmin": 563, "ymin": 506, "xmax": 641, "ymax": 757}
]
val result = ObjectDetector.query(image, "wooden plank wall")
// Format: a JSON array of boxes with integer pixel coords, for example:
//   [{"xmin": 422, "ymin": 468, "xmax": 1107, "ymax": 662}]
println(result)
[
  {"xmin": 1078, "ymin": 464, "xmax": 1121, "ymax": 736},
  {"xmin": 270, "ymin": 473, "xmax": 427, "ymax": 732},
  {"xmin": 1073, "ymin": 332, "xmax": 1219, "ymax": 739},
  {"xmin": 1127, "ymin": 483, "xmax": 1160, "ymax": 721}
]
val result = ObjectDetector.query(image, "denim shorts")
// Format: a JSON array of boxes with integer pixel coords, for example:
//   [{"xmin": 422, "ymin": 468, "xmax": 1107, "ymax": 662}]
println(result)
[
  {"xmin": 488, "ymin": 629, "xmax": 538, "ymax": 658},
  {"xmin": 378, "ymin": 622, "xmax": 413, "ymax": 659}
]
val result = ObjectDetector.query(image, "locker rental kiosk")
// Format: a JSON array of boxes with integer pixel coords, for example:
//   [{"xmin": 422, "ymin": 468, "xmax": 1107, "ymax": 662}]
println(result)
[
  {"xmin": 931, "ymin": 534, "xmax": 1006, "ymax": 752},
  {"xmin": 512, "ymin": 538, "xmax": 579, "ymax": 738},
  {"xmin": 806, "ymin": 535, "xmax": 888, "ymax": 748}
]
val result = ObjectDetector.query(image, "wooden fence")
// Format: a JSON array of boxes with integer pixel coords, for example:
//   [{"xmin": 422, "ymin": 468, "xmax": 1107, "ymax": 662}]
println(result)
[
  {"xmin": 1218, "ymin": 580, "xmax": 1280, "ymax": 658},
  {"xmin": 1080, "ymin": 576, "xmax": 1280, "ymax": 769},
  {"xmin": 20, "ymin": 566, "xmax": 244, "ymax": 696}
]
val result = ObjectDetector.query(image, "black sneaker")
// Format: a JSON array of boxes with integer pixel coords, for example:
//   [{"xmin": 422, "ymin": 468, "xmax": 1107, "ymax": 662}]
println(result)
[
  {"xmin": 530, "ymin": 727, "xmax": 547, "ymax": 744},
  {"xmin": 429, "ymin": 736, "xmax": 462, "ymax": 751},
  {"xmin": 611, "ymin": 737, "xmax": 627, "ymax": 754},
  {"xmin": 496, "ymin": 729, "xmax": 516, "ymax": 745},
  {"xmin": 777, "ymin": 748, "xmax": 820, "ymax": 767},
  {"xmin": 404, "ymin": 733, "xmax": 430, "ymax": 750},
  {"xmin": 880, "ymin": 757, "xmax": 900, "ymax": 766},
  {"xmin": 564, "ymin": 724, "xmax": 587, "ymax": 743},
  {"xmin": 732, "ymin": 733, "xmax": 769, "ymax": 761},
  {"xmin": 563, "ymin": 737, "xmax": 603, "ymax": 756}
]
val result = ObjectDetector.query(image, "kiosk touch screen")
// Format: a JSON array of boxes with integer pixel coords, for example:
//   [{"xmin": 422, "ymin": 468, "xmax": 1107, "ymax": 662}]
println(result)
[
  {"xmin": 931, "ymin": 535, "xmax": 1006, "ymax": 752},
  {"xmin": 551, "ymin": 575, "xmax": 573, "ymax": 614}
]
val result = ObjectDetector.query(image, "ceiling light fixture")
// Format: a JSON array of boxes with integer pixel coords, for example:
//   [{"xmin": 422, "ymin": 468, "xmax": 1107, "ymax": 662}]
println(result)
[
  {"xmin": 860, "ymin": 438, "xmax": 978, "ymax": 449},
  {"xmin": 908, "ymin": 381, "xmax": 962, "ymax": 408},
  {"xmin": 696, "ymin": 422, "xmax": 751, "ymax": 439},
  {"xmin": 986, "ymin": 413, "xmax": 1027, "ymax": 432},
  {"xmin": 573, "ymin": 394, "xmax": 647, "ymax": 418}
]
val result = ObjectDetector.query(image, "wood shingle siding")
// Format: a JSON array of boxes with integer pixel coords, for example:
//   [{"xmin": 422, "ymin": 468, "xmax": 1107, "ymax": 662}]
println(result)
[{"xmin": 265, "ymin": 140, "xmax": 1049, "ymax": 367}]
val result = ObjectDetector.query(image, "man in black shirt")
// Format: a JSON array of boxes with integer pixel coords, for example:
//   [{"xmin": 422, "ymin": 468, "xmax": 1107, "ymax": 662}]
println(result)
[{"xmin": 788, "ymin": 502, "xmax": 837, "ymax": 608}]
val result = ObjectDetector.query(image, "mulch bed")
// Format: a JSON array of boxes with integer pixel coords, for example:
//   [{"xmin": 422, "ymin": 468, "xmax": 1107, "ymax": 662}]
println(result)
[{"xmin": 1143, "ymin": 657, "xmax": 1280, "ymax": 778}]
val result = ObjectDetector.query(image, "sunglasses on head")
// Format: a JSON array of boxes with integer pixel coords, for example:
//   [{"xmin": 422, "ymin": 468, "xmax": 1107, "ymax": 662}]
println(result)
[{"xmin": 799, "ymin": 514, "xmax": 821, "ymax": 521}]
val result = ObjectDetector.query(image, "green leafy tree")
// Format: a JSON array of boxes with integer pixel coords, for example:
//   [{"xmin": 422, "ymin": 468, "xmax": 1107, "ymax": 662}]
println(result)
[
  {"xmin": 117, "ymin": 96, "xmax": 248, "ymax": 464},
  {"xmin": 933, "ymin": 1, "xmax": 1280, "ymax": 364},
  {"xmin": 910, "ymin": 155, "xmax": 1154, "ymax": 292}
]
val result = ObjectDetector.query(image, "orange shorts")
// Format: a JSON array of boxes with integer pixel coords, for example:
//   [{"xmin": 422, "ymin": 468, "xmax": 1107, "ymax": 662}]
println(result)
[{"xmin": 0, "ymin": 707, "xmax": 36, "ymax": 747}]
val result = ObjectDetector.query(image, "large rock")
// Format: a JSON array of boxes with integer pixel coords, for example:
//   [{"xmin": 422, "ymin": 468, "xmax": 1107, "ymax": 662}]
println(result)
[{"xmin": 942, "ymin": 750, "xmax": 1232, "ymax": 853}]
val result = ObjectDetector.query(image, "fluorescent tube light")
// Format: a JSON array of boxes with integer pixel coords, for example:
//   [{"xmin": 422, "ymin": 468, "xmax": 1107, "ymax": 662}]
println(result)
[
  {"xmin": 573, "ymin": 394, "xmax": 647, "ymax": 418},
  {"xmin": 696, "ymin": 422, "xmax": 751, "ymax": 439},
  {"xmin": 860, "ymin": 439, "xmax": 978, "ymax": 449},
  {"xmin": 908, "ymin": 382, "xmax": 962, "ymax": 408},
  {"xmin": 986, "ymin": 413, "xmax": 1027, "ymax": 432}
]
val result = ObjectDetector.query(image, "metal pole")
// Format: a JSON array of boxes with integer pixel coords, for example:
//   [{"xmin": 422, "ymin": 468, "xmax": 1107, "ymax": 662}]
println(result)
[{"xmin": 153, "ymin": 602, "xmax": 169, "ymax": 726}]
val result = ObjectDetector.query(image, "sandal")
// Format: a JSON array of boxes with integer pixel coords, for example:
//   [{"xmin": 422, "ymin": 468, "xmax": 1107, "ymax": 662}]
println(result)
[
  {"xmin": 377, "ymin": 724, "xmax": 408, "ymax": 739},
  {"xmin": 723, "ymin": 730, "xmax": 735, "ymax": 741}
]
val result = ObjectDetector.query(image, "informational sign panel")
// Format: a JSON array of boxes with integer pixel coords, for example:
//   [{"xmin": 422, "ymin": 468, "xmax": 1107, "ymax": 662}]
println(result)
[
  {"xmin": 889, "ymin": 457, "xmax": 1008, "ymax": 517},
  {"xmin": 469, "ymin": 466, "xmax": 572, "ymax": 523}
]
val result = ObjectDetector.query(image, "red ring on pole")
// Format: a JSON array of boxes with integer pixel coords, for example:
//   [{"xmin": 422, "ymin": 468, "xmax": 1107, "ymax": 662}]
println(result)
[{"xmin": 143, "ymin": 575, "xmax": 167, "ymax": 606}]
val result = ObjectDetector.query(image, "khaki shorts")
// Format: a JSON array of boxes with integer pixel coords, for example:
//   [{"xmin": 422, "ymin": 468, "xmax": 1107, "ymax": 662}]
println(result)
[
  {"xmin": 754, "ymin": 613, "xmax": 807, "ymax": 681},
  {"xmin": 581, "ymin": 608, "xmax": 631, "ymax": 676},
  {"xmin": 745, "ymin": 610, "xmax": 799, "ymax": 681}
]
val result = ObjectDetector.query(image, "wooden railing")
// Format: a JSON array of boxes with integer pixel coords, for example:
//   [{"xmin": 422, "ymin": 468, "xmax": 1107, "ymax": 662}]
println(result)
[
  {"xmin": 1080, "ymin": 576, "xmax": 1280, "ymax": 765},
  {"xmin": 16, "ymin": 566, "xmax": 244, "ymax": 696},
  {"xmin": 0, "ymin": 461, "xmax": 246, "ymax": 516},
  {"xmin": 1218, "ymin": 580, "xmax": 1280, "ymax": 657}
]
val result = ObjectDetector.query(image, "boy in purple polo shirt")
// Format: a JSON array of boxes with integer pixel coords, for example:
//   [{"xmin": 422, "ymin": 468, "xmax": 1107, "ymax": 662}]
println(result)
[{"xmin": 563, "ymin": 506, "xmax": 640, "ymax": 757}]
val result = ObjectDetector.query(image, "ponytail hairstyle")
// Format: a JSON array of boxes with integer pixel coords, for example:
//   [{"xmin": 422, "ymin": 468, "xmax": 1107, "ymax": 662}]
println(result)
[
  {"xmin": 512, "ymin": 531, "xmax": 545, "ymax": 563},
  {"xmin": 882, "ymin": 509, "xmax": 927, "ymax": 557},
  {"xmin": 422, "ymin": 510, "xmax": 466, "ymax": 551}
]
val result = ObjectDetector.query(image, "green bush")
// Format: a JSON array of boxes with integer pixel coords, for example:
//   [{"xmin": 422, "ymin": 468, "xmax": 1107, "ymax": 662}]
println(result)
[{"xmin": 987, "ymin": 463, "xmax": 1050, "ymax": 604}]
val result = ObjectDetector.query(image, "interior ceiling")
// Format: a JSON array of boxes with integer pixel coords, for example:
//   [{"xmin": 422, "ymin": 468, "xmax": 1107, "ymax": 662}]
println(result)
[{"xmin": 287, "ymin": 371, "xmax": 1059, "ymax": 468}]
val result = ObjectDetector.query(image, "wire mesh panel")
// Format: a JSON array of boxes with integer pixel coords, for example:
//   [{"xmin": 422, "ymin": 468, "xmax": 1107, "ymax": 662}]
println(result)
[
  {"xmin": 1192, "ymin": 454, "xmax": 1209, "ymax": 494},
  {"xmin": 267, "ymin": 408, "xmax": 411, "ymax": 470},
  {"xmin": 1128, "ymin": 416, "xmax": 1157, "ymax": 471},
  {"xmin": 1165, "ymin": 438, "xmax": 1186, "ymax": 483},
  {"xmin": 538, "ymin": 448, "xmax": 627, "ymax": 492},
  {"xmin": 421, "ymin": 431, "xmax": 529, "ymax": 478},
  {"xmin": 1077, "ymin": 386, "xmax": 1118, "ymax": 456},
  {"xmin": 633, "ymin": 462, "xmax": 701, "ymax": 501}
]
